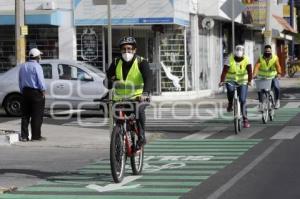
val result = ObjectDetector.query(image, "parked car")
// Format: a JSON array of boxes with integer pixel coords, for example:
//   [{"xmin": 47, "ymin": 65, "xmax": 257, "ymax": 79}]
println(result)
[{"xmin": 0, "ymin": 59, "xmax": 108, "ymax": 116}]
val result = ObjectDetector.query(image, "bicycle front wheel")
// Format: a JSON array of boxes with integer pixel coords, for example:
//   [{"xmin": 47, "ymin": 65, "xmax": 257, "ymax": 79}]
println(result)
[
  {"xmin": 269, "ymin": 92, "xmax": 275, "ymax": 121},
  {"xmin": 110, "ymin": 125, "xmax": 126, "ymax": 183},
  {"xmin": 130, "ymin": 131, "xmax": 144, "ymax": 175},
  {"xmin": 262, "ymin": 92, "xmax": 269, "ymax": 124},
  {"xmin": 233, "ymin": 99, "xmax": 241, "ymax": 134}
]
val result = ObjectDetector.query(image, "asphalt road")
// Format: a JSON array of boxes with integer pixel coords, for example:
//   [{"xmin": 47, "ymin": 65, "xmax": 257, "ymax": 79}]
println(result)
[{"xmin": 0, "ymin": 77, "xmax": 299, "ymax": 199}]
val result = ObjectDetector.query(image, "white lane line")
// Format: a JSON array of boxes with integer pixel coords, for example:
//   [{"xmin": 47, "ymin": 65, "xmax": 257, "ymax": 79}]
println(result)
[
  {"xmin": 226, "ymin": 127, "xmax": 265, "ymax": 140},
  {"xmin": 182, "ymin": 127, "xmax": 226, "ymax": 140},
  {"xmin": 206, "ymin": 140, "xmax": 282, "ymax": 199},
  {"xmin": 283, "ymin": 102, "xmax": 300, "ymax": 108},
  {"xmin": 271, "ymin": 126, "xmax": 300, "ymax": 140}
]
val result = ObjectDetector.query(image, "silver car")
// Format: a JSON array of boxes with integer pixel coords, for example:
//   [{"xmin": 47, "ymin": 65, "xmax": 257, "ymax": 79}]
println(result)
[{"xmin": 0, "ymin": 59, "xmax": 108, "ymax": 116}]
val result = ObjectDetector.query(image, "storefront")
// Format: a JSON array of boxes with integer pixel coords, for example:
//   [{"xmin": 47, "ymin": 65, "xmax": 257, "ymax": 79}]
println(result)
[
  {"xmin": 73, "ymin": 0, "xmax": 197, "ymax": 95},
  {"xmin": 0, "ymin": 10, "xmax": 64, "ymax": 72}
]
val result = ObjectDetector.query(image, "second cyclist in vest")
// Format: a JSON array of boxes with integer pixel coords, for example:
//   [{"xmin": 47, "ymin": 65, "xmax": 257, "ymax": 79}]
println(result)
[
  {"xmin": 106, "ymin": 36, "xmax": 153, "ymax": 147},
  {"xmin": 253, "ymin": 45, "xmax": 282, "ymax": 109},
  {"xmin": 219, "ymin": 45, "xmax": 253, "ymax": 128}
]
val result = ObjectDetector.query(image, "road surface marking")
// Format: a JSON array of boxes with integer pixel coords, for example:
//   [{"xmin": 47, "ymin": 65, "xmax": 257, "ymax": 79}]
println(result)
[
  {"xmin": 182, "ymin": 127, "xmax": 226, "ymax": 140},
  {"xmin": 206, "ymin": 140, "xmax": 282, "ymax": 199},
  {"xmin": 226, "ymin": 127, "xmax": 265, "ymax": 140},
  {"xmin": 271, "ymin": 126, "xmax": 300, "ymax": 140},
  {"xmin": 87, "ymin": 176, "xmax": 141, "ymax": 192}
]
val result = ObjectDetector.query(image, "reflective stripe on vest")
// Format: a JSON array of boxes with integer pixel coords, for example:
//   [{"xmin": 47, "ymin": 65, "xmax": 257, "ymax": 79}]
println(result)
[
  {"xmin": 114, "ymin": 57, "xmax": 144, "ymax": 100},
  {"xmin": 225, "ymin": 54, "xmax": 249, "ymax": 85},
  {"xmin": 258, "ymin": 55, "xmax": 278, "ymax": 78}
]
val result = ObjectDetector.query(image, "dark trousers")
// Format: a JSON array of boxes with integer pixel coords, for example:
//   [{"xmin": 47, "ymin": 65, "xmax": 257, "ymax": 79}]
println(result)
[
  {"xmin": 136, "ymin": 103, "xmax": 148, "ymax": 138},
  {"xmin": 21, "ymin": 88, "xmax": 45, "ymax": 139},
  {"xmin": 258, "ymin": 78, "xmax": 280, "ymax": 102},
  {"xmin": 226, "ymin": 83, "xmax": 249, "ymax": 120}
]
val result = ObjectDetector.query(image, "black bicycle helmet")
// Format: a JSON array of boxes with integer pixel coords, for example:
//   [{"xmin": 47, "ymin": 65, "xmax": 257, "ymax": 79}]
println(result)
[{"xmin": 118, "ymin": 36, "xmax": 137, "ymax": 48}]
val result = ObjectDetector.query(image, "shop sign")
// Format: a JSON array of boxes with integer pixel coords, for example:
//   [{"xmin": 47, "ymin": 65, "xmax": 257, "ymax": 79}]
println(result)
[{"xmin": 81, "ymin": 28, "xmax": 98, "ymax": 61}]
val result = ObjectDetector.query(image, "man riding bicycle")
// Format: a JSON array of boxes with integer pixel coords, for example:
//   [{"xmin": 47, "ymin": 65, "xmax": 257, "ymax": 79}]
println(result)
[
  {"xmin": 253, "ymin": 45, "xmax": 282, "ymax": 109},
  {"xmin": 219, "ymin": 45, "xmax": 252, "ymax": 128},
  {"xmin": 106, "ymin": 36, "xmax": 153, "ymax": 147}
]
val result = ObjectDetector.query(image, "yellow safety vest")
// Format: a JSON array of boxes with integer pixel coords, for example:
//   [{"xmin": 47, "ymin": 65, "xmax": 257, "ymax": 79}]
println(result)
[
  {"xmin": 225, "ymin": 54, "xmax": 249, "ymax": 85},
  {"xmin": 114, "ymin": 57, "xmax": 144, "ymax": 100},
  {"xmin": 258, "ymin": 55, "xmax": 278, "ymax": 79}
]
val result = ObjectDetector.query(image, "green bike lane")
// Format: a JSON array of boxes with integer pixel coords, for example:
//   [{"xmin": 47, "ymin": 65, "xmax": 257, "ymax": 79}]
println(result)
[
  {"xmin": 201, "ymin": 107, "xmax": 300, "ymax": 127},
  {"xmin": 0, "ymin": 139, "xmax": 261, "ymax": 199}
]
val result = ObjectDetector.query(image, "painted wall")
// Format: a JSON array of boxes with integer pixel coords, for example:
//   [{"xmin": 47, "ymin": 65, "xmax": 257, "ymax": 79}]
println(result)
[
  {"xmin": 73, "ymin": 0, "xmax": 189, "ymax": 26},
  {"xmin": 0, "ymin": 0, "xmax": 72, "ymax": 10}
]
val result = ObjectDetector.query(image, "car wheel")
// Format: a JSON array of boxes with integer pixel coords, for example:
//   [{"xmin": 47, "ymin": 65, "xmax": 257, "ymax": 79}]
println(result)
[{"xmin": 4, "ymin": 94, "xmax": 22, "ymax": 117}]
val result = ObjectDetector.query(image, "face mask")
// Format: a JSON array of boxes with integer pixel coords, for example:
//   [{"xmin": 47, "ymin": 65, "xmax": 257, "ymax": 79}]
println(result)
[
  {"xmin": 264, "ymin": 52, "xmax": 271, "ymax": 58},
  {"xmin": 122, "ymin": 53, "xmax": 134, "ymax": 62},
  {"xmin": 235, "ymin": 50, "xmax": 243, "ymax": 58}
]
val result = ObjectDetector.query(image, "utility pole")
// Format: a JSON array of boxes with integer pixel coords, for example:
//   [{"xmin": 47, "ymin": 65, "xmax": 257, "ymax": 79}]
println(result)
[
  {"xmin": 290, "ymin": 0, "xmax": 295, "ymax": 59},
  {"xmin": 107, "ymin": 0, "xmax": 112, "ymax": 66},
  {"xmin": 264, "ymin": 0, "xmax": 272, "ymax": 45},
  {"xmin": 231, "ymin": 0, "xmax": 235, "ymax": 50},
  {"xmin": 15, "ymin": 0, "xmax": 26, "ymax": 64}
]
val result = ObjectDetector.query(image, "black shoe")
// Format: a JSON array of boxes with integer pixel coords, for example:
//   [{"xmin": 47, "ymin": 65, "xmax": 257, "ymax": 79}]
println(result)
[
  {"xmin": 31, "ymin": 136, "xmax": 46, "ymax": 141},
  {"xmin": 19, "ymin": 137, "xmax": 29, "ymax": 142}
]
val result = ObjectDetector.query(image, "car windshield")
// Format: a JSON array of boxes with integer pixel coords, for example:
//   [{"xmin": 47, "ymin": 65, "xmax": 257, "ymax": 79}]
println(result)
[{"xmin": 78, "ymin": 62, "xmax": 104, "ymax": 76}]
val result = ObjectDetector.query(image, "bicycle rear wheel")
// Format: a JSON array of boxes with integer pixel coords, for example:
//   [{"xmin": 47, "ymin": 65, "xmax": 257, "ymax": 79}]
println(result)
[
  {"xmin": 262, "ymin": 92, "xmax": 269, "ymax": 124},
  {"xmin": 130, "ymin": 131, "xmax": 144, "ymax": 175},
  {"xmin": 110, "ymin": 125, "xmax": 126, "ymax": 183}
]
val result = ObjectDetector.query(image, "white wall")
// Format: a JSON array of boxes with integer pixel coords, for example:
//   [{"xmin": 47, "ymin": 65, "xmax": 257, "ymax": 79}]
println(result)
[{"xmin": 0, "ymin": 0, "xmax": 72, "ymax": 11}]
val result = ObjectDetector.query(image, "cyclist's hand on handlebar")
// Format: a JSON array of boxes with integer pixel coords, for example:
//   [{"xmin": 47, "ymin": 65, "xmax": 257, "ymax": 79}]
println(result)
[
  {"xmin": 138, "ymin": 93, "xmax": 151, "ymax": 102},
  {"xmin": 247, "ymin": 81, "xmax": 252, "ymax": 86},
  {"xmin": 253, "ymin": 76, "xmax": 258, "ymax": 80},
  {"xmin": 219, "ymin": 82, "xmax": 225, "ymax": 87}
]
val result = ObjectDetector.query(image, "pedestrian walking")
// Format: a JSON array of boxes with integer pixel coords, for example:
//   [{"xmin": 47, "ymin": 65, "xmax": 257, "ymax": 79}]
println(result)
[{"xmin": 19, "ymin": 48, "xmax": 46, "ymax": 141}]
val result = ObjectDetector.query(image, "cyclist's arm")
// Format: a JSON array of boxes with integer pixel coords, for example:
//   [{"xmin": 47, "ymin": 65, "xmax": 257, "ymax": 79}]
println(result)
[
  {"xmin": 253, "ymin": 59, "xmax": 260, "ymax": 77},
  {"xmin": 220, "ymin": 65, "xmax": 229, "ymax": 83},
  {"xmin": 139, "ymin": 59, "xmax": 153, "ymax": 95},
  {"xmin": 105, "ymin": 62, "xmax": 117, "ymax": 89},
  {"xmin": 275, "ymin": 58, "xmax": 282, "ymax": 77},
  {"xmin": 246, "ymin": 64, "xmax": 252, "ymax": 83}
]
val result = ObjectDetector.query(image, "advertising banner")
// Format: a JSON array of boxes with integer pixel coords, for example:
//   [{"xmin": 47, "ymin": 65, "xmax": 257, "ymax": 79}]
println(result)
[{"xmin": 242, "ymin": 0, "xmax": 267, "ymax": 26}]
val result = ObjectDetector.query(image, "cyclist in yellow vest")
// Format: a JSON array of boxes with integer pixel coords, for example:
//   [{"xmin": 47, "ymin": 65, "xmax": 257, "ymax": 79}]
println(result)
[
  {"xmin": 253, "ymin": 45, "xmax": 282, "ymax": 109},
  {"xmin": 219, "ymin": 45, "xmax": 253, "ymax": 128},
  {"xmin": 106, "ymin": 36, "xmax": 153, "ymax": 147}
]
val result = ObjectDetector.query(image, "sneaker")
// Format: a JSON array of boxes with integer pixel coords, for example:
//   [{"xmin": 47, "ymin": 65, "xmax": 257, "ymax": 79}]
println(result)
[
  {"xmin": 243, "ymin": 120, "xmax": 250, "ymax": 128},
  {"xmin": 19, "ymin": 137, "xmax": 29, "ymax": 142},
  {"xmin": 31, "ymin": 136, "xmax": 46, "ymax": 141},
  {"xmin": 275, "ymin": 100, "xmax": 280, "ymax": 109},
  {"xmin": 227, "ymin": 103, "xmax": 233, "ymax": 112}
]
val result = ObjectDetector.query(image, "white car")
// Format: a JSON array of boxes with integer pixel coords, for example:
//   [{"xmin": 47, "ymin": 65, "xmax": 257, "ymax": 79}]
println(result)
[{"xmin": 0, "ymin": 59, "xmax": 108, "ymax": 116}]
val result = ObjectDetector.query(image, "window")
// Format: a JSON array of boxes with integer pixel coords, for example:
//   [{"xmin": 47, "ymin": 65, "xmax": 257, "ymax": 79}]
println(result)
[
  {"xmin": 41, "ymin": 64, "xmax": 52, "ymax": 79},
  {"xmin": 58, "ymin": 64, "xmax": 92, "ymax": 81}
]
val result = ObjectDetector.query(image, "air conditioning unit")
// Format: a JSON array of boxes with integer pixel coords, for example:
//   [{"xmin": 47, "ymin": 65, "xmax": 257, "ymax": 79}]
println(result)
[{"xmin": 42, "ymin": 1, "xmax": 56, "ymax": 10}]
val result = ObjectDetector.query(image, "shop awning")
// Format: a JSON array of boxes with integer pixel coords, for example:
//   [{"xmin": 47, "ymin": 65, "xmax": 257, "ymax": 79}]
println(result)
[
  {"xmin": 273, "ymin": 14, "xmax": 297, "ymax": 33},
  {"xmin": 0, "ymin": 10, "xmax": 63, "ymax": 26}
]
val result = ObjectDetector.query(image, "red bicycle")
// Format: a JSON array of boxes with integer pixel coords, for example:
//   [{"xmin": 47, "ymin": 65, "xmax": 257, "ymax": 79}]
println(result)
[{"xmin": 109, "ymin": 97, "xmax": 146, "ymax": 183}]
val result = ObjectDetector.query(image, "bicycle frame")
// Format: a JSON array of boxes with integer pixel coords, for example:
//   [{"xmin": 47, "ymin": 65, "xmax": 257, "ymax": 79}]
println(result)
[
  {"xmin": 114, "ymin": 103, "xmax": 140, "ymax": 157},
  {"xmin": 225, "ymin": 82, "xmax": 242, "ymax": 134}
]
